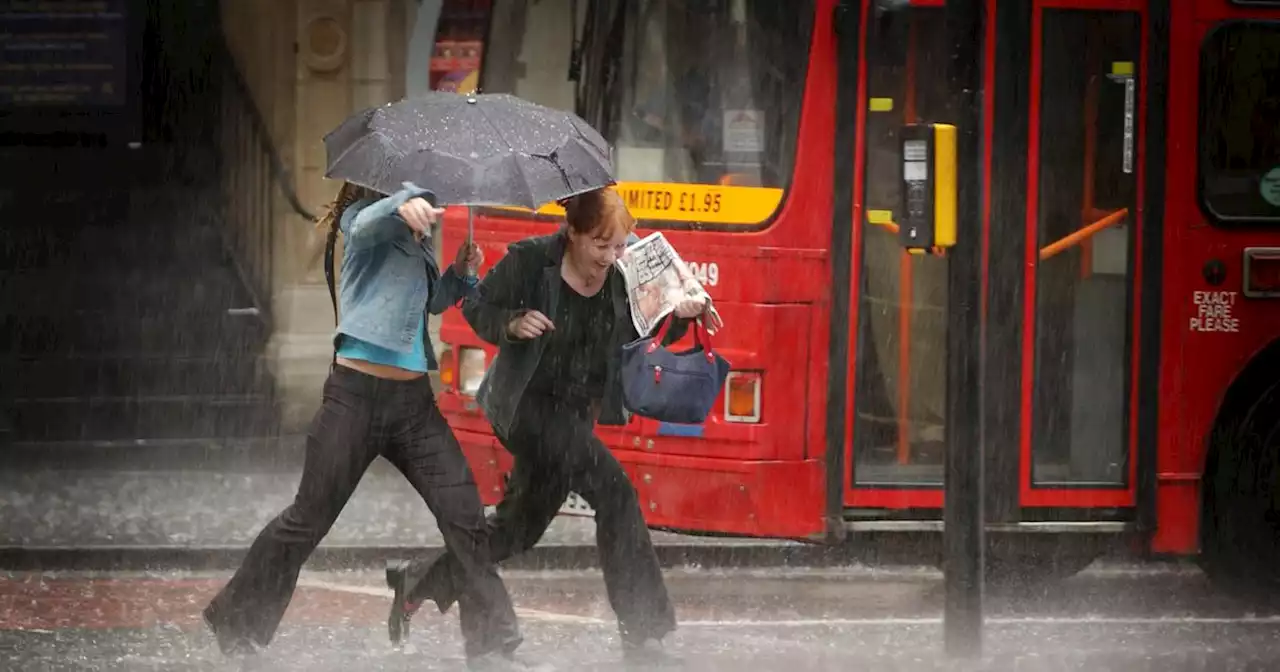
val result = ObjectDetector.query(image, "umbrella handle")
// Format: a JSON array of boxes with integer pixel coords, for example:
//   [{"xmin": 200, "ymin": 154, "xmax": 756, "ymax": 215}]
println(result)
[{"xmin": 466, "ymin": 207, "xmax": 478, "ymax": 280}]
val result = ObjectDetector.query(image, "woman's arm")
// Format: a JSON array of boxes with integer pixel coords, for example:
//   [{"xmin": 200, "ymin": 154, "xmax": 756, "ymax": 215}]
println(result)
[
  {"xmin": 462, "ymin": 248, "xmax": 528, "ymax": 346},
  {"xmin": 340, "ymin": 182, "xmax": 435, "ymax": 251},
  {"xmin": 427, "ymin": 266, "xmax": 478, "ymax": 315}
]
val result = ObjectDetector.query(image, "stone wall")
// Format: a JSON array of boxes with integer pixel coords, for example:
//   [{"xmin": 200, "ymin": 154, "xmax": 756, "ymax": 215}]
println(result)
[{"xmin": 220, "ymin": 0, "xmax": 409, "ymax": 431}]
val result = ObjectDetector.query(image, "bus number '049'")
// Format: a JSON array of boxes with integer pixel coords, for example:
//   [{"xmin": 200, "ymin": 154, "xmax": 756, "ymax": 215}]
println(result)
[{"xmin": 686, "ymin": 261, "xmax": 719, "ymax": 287}]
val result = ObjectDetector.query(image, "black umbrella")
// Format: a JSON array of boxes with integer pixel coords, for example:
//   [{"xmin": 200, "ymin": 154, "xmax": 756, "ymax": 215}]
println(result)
[{"xmin": 323, "ymin": 92, "xmax": 614, "ymax": 210}]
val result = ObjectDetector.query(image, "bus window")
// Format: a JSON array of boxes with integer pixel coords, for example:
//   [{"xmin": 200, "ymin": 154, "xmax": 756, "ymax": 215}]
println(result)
[
  {"xmin": 598, "ymin": 0, "xmax": 812, "ymax": 193},
  {"xmin": 1031, "ymin": 9, "xmax": 1140, "ymax": 487},
  {"xmin": 1200, "ymin": 23, "xmax": 1280, "ymax": 224},
  {"xmin": 853, "ymin": 5, "xmax": 953, "ymax": 487}
]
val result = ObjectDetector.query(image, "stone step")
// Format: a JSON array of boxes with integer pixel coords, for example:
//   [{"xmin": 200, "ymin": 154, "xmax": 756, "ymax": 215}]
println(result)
[
  {"xmin": 0, "ymin": 270, "xmax": 254, "ymax": 317},
  {"xmin": 0, "ymin": 223, "xmax": 232, "ymax": 272},
  {"xmin": 0, "ymin": 436, "xmax": 303, "ymax": 473},
  {"xmin": 0, "ymin": 312, "xmax": 269, "ymax": 357},
  {"xmin": 0, "ymin": 146, "xmax": 217, "ymax": 193},
  {"xmin": 2, "ymin": 394, "xmax": 278, "ymax": 443},
  {"xmin": 0, "ymin": 354, "xmax": 268, "ymax": 399}
]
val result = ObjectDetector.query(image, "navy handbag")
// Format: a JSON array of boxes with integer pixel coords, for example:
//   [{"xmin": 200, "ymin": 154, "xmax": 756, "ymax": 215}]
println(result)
[{"xmin": 620, "ymin": 318, "xmax": 731, "ymax": 424}]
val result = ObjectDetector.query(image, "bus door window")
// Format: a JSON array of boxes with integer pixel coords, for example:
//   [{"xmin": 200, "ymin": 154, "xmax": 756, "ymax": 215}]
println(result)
[
  {"xmin": 1030, "ymin": 9, "xmax": 1141, "ymax": 487},
  {"xmin": 1200, "ymin": 23, "xmax": 1280, "ymax": 224},
  {"xmin": 853, "ymin": 4, "xmax": 953, "ymax": 486}
]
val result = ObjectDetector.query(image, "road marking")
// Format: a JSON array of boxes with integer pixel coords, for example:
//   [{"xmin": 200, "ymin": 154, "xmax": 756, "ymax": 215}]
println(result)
[
  {"xmin": 295, "ymin": 578, "xmax": 393, "ymax": 599},
  {"xmin": 679, "ymin": 616, "xmax": 1280, "ymax": 627},
  {"xmin": 514, "ymin": 611, "xmax": 605, "ymax": 625},
  {"xmin": 17, "ymin": 563, "xmax": 1201, "ymax": 582},
  {"xmin": 296, "ymin": 578, "xmax": 607, "ymax": 625}
]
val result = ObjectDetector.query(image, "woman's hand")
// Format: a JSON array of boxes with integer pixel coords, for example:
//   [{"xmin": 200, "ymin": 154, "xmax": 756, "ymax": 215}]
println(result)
[
  {"xmin": 452, "ymin": 242, "xmax": 483, "ymax": 275},
  {"xmin": 703, "ymin": 305, "xmax": 725, "ymax": 334},
  {"xmin": 397, "ymin": 197, "xmax": 445, "ymax": 240},
  {"xmin": 673, "ymin": 297, "xmax": 723, "ymax": 334},
  {"xmin": 507, "ymin": 310, "xmax": 555, "ymax": 340},
  {"xmin": 673, "ymin": 297, "xmax": 709, "ymax": 320}
]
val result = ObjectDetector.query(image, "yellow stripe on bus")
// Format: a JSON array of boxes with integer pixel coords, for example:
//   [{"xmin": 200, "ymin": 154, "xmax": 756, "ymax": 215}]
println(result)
[{"xmin": 492, "ymin": 182, "xmax": 785, "ymax": 226}]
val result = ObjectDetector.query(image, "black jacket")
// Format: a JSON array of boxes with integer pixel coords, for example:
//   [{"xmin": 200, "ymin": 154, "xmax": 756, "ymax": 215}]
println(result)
[{"xmin": 464, "ymin": 232, "xmax": 689, "ymax": 437}]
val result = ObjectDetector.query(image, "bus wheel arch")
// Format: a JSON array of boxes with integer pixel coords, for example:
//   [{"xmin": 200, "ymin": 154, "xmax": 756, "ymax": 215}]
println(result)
[{"xmin": 1199, "ymin": 338, "xmax": 1280, "ymax": 598}]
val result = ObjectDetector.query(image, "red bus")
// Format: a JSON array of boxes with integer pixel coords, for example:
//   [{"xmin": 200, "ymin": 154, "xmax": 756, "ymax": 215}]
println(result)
[{"xmin": 434, "ymin": 0, "xmax": 1280, "ymax": 590}]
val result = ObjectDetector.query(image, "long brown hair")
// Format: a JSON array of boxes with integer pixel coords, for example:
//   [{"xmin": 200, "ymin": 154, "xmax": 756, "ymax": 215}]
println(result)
[
  {"xmin": 316, "ymin": 182, "xmax": 380, "ymax": 235},
  {"xmin": 319, "ymin": 181, "xmax": 382, "ymax": 329}
]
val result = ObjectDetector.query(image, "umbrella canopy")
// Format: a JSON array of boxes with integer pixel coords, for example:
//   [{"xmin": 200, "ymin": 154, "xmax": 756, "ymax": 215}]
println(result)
[{"xmin": 324, "ymin": 92, "xmax": 614, "ymax": 210}]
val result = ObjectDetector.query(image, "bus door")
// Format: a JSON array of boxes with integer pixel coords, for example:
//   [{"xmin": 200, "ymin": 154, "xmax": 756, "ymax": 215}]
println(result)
[
  {"xmin": 845, "ymin": 0, "xmax": 956, "ymax": 511},
  {"xmin": 1013, "ymin": 0, "xmax": 1146, "ymax": 512},
  {"xmin": 844, "ymin": 0, "xmax": 1148, "ymax": 518}
]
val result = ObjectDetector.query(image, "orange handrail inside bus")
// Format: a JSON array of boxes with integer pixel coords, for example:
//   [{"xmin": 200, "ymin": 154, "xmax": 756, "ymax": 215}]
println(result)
[
  {"xmin": 870, "ymin": 218, "xmax": 900, "ymax": 234},
  {"xmin": 1038, "ymin": 208, "xmax": 1128, "ymax": 261},
  {"xmin": 876, "ymin": 211, "xmax": 1123, "ymax": 263}
]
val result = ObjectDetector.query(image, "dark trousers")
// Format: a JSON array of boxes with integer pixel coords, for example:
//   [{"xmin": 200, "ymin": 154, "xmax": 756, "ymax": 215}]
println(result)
[
  {"xmin": 405, "ymin": 394, "xmax": 676, "ymax": 645},
  {"xmin": 203, "ymin": 365, "xmax": 520, "ymax": 657}
]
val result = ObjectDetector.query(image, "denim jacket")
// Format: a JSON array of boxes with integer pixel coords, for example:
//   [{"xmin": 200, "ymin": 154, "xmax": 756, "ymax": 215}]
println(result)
[{"xmin": 336, "ymin": 182, "xmax": 476, "ymax": 370}]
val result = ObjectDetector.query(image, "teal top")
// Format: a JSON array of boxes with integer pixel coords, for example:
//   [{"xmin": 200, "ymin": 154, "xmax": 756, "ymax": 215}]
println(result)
[{"xmin": 336, "ymin": 314, "xmax": 430, "ymax": 373}]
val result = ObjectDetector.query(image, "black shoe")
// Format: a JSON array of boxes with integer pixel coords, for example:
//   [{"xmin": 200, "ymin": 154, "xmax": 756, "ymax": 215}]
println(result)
[
  {"xmin": 466, "ymin": 650, "xmax": 553, "ymax": 671},
  {"xmin": 385, "ymin": 561, "xmax": 422, "ymax": 646},
  {"xmin": 622, "ymin": 638, "xmax": 681, "ymax": 668},
  {"xmin": 202, "ymin": 609, "xmax": 259, "ymax": 657}
]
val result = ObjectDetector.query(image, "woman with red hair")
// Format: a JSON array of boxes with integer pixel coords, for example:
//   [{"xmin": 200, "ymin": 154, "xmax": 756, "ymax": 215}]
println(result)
[{"xmin": 387, "ymin": 188, "xmax": 708, "ymax": 667}]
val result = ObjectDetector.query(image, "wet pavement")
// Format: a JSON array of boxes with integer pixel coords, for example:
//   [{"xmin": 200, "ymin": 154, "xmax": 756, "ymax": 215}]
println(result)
[
  {"xmin": 3, "ymin": 564, "xmax": 1279, "ymax": 671},
  {"xmin": 0, "ymin": 459, "xmax": 752, "ymax": 550}
]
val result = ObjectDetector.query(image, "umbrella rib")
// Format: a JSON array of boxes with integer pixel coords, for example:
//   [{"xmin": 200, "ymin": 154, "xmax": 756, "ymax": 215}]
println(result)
[
  {"xmin": 326, "ymin": 131, "xmax": 393, "ymax": 178},
  {"xmin": 471, "ymin": 102, "xmax": 516, "ymax": 157},
  {"xmin": 471, "ymin": 102, "xmax": 538, "ymax": 208}
]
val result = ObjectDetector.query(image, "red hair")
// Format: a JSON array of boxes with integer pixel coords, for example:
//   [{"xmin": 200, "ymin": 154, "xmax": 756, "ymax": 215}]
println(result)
[{"xmin": 562, "ymin": 188, "xmax": 635, "ymax": 240}]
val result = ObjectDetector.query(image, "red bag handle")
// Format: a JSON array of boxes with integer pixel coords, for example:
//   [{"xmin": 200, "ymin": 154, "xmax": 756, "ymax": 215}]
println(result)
[
  {"xmin": 693, "ymin": 319, "xmax": 715, "ymax": 355},
  {"xmin": 645, "ymin": 316, "xmax": 674, "ymax": 354},
  {"xmin": 646, "ymin": 315, "xmax": 716, "ymax": 362}
]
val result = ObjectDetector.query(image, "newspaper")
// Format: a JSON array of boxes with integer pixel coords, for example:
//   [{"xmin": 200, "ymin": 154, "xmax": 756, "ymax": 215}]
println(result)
[{"xmin": 615, "ymin": 232, "xmax": 713, "ymax": 336}]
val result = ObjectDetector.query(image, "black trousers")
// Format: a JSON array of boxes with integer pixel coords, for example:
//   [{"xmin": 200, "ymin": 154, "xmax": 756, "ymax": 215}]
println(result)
[
  {"xmin": 203, "ymin": 365, "xmax": 520, "ymax": 657},
  {"xmin": 405, "ymin": 394, "xmax": 676, "ymax": 645}
]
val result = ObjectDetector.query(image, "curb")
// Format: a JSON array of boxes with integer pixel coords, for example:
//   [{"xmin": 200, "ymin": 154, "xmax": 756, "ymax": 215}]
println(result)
[{"xmin": 0, "ymin": 543, "xmax": 863, "ymax": 573}]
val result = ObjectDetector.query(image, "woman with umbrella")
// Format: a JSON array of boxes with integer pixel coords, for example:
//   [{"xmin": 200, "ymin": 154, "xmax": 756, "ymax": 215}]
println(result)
[
  {"xmin": 388, "ymin": 187, "xmax": 713, "ymax": 667},
  {"xmin": 201, "ymin": 180, "xmax": 530, "ymax": 670}
]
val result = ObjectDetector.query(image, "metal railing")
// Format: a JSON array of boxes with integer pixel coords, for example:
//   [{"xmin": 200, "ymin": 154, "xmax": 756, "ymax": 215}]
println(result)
[{"xmin": 212, "ymin": 30, "xmax": 315, "ymax": 326}]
